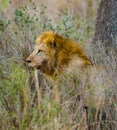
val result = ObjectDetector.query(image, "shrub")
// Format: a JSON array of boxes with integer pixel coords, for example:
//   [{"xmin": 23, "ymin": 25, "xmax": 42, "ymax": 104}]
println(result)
[{"xmin": 0, "ymin": 1, "xmax": 116, "ymax": 130}]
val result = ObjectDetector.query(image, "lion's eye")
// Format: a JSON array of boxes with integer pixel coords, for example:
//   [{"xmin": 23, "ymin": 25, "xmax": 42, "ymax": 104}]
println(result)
[
  {"xmin": 37, "ymin": 49, "xmax": 44, "ymax": 54},
  {"xmin": 37, "ymin": 50, "xmax": 41, "ymax": 54}
]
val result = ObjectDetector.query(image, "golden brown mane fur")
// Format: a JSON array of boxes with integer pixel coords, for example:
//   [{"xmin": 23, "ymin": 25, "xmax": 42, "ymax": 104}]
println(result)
[
  {"xmin": 26, "ymin": 31, "xmax": 92, "ymax": 77},
  {"xmin": 37, "ymin": 32, "xmax": 92, "ymax": 69}
]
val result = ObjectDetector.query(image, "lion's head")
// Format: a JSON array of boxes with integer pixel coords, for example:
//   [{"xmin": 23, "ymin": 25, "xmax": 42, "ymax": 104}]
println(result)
[{"xmin": 26, "ymin": 31, "xmax": 92, "ymax": 77}]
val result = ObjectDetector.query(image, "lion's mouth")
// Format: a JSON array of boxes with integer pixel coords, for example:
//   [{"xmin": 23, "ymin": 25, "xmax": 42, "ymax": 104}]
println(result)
[
  {"xmin": 28, "ymin": 63, "xmax": 41, "ymax": 69},
  {"xmin": 28, "ymin": 60, "xmax": 47, "ymax": 72},
  {"xmin": 36, "ymin": 66, "xmax": 42, "ymax": 69}
]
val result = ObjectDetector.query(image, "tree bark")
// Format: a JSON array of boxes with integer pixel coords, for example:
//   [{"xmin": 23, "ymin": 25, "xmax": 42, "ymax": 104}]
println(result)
[
  {"xmin": 90, "ymin": 0, "xmax": 117, "ymax": 81},
  {"xmin": 91, "ymin": 0, "xmax": 117, "ymax": 47}
]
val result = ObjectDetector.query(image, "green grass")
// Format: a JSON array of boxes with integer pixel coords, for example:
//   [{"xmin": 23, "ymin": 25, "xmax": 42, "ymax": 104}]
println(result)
[
  {"xmin": 0, "ymin": 1, "xmax": 117, "ymax": 130},
  {"xmin": 1, "ymin": 0, "xmax": 8, "ymax": 7}
]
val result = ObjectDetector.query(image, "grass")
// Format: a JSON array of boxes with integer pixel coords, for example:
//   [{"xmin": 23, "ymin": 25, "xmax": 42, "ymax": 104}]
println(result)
[{"xmin": 0, "ymin": 1, "xmax": 117, "ymax": 130}]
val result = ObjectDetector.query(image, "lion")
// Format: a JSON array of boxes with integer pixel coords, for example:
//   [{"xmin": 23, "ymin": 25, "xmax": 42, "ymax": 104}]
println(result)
[
  {"xmin": 26, "ymin": 31, "xmax": 113, "ymax": 127},
  {"xmin": 26, "ymin": 31, "xmax": 92, "ymax": 78}
]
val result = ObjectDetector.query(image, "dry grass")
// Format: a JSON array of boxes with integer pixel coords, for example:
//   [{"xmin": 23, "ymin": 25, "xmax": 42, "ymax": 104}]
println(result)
[{"xmin": 0, "ymin": 1, "xmax": 117, "ymax": 130}]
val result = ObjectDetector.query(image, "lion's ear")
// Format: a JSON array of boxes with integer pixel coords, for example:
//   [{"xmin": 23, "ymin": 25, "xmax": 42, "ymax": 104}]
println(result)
[
  {"xmin": 48, "ymin": 41, "xmax": 57, "ymax": 49},
  {"xmin": 53, "ymin": 41, "xmax": 57, "ymax": 48}
]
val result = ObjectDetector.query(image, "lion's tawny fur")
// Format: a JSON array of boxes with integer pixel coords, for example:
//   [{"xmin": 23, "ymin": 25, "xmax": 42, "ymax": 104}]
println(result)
[
  {"xmin": 37, "ymin": 31, "xmax": 92, "ymax": 75},
  {"xmin": 26, "ymin": 31, "xmax": 92, "ymax": 78}
]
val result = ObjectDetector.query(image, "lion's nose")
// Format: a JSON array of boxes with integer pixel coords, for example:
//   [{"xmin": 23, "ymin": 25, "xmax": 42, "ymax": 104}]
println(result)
[{"xmin": 26, "ymin": 58, "xmax": 31, "ymax": 63}]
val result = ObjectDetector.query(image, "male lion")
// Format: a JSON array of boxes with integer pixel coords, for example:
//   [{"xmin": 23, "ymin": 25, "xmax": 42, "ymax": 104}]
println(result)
[
  {"xmin": 26, "ymin": 31, "xmax": 111, "ymax": 106},
  {"xmin": 26, "ymin": 31, "xmax": 92, "ymax": 78},
  {"xmin": 26, "ymin": 31, "xmax": 112, "ymax": 128}
]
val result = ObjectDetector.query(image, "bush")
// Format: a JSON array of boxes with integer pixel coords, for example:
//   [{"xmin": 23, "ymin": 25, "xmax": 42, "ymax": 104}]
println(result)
[{"xmin": 0, "ymin": 1, "xmax": 117, "ymax": 130}]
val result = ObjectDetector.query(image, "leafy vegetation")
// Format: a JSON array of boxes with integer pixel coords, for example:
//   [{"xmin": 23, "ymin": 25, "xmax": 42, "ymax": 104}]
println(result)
[{"xmin": 0, "ymin": 1, "xmax": 117, "ymax": 130}]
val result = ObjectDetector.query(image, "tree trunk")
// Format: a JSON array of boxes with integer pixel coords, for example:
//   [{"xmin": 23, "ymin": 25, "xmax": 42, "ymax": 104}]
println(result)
[
  {"xmin": 91, "ymin": 0, "xmax": 117, "ymax": 47},
  {"xmin": 89, "ymin": 0, "xmax": 117, "ymax": 76}
]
